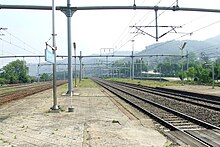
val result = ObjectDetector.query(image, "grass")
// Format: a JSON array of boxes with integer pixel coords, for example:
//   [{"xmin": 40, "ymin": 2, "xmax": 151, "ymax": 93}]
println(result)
[
  {"xmin": 58, "ymin": 78, "xmax": 99, "ymax": 94},
  {"xmin": 0, "ymin": 89, "xmax": 16, "ymax": 95},
  {"xmin": 60, "ymin": 78, "xmax": 99, "ymax": 88},
  {"xmin": 107, "ymin": 78, "xmax": 182, "ymax": 87},
  {"xmin": 59, "ymin": 78, "xmax": 181, "ymax": 91},
  {"xmin": 77, "ymin": 79, "xmax": 99, "ymax": 88}
]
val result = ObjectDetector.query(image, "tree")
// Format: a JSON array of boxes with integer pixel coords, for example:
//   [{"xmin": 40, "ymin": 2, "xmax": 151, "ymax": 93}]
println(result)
[
  {"xmin": 193, "ymin": 65, "xmax": 211, "ymax": 83},
  {"xmin": 158, "ymin": 62, "xmax": 180, "ymax": 77},
  {"xmin": 214, "ymin": 62, "xmax": 220, "ymax": 81},
  {"xmin": 1, "ymin": 59, "xmax": 30, "ymax": 84},
  {"xmin": 40, "ymin": 73, "xmax": 51, "ymax": 81},
  {"xmin": 186, "ymin": 67, "xmax": 196, "ymax": 81},
  {"xmin": 178, "ymin": 71, "xmax": 187, "ymax": 81}
]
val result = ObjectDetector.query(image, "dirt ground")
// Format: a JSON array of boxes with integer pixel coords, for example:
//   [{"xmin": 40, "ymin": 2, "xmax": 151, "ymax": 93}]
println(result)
[{"xmin": 166, "ymin": 85, "xmax": 220, "ymax": 96}]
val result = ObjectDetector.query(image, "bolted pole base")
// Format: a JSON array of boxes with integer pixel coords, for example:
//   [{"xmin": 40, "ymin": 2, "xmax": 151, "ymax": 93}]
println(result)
[
  {"xmin": 68, "ymin": 107, "xmax": 74, "ymax": 112},
  {"xmin": 49, "ymin": 105, "xmax": 61, "ymax": 113}
]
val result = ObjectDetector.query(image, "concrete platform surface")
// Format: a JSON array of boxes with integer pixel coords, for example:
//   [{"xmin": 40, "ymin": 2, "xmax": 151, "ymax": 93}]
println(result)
[{"xmin": 0, "ymin": 87, "xmax": 169, "ymax": 147}]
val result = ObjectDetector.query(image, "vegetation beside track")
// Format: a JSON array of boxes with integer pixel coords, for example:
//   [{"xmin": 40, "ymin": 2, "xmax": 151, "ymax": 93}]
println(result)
[
  {"xmin": 58, "ymin": 79, "xmax": 99, "ymax": 95},
  {"xmin": 107, "ymin": 78, "xmax": 182, "ymax": 87},
  {"xmin": 0, "ymin": 89, "xmax": 16, "ymax": 95},
  {"xmin": 77, "ymin": 79, "xmax": 99, "ymax": 88}
]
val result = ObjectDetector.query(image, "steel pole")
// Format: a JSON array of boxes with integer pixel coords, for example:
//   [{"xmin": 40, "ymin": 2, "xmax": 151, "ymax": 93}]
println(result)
[
  {"xmin": 132, "ymin": 51, "xmax": 134, "ymax": 80},
  {"xmin": 186, "ymin": 50, "xmax": 189, "ymax": 71},
  {"xmin": 74, "ymin": 42, "xmax": 77, "ymax": 87},
  {"xmin": 186, "ymin": 51, "xmax": 189, "ymax": 81},
  {"xmin": 212, "ymin": 62, "xmax": 214, "ymax": 89},
  {"xmin": 67, "ymin": 15, "xmax": 72, "ymax": 93},
  {"xmin": 132, "ymin": 40, "xmax": 135, "ymax": 80},
  {"xmin": 131, "ymin": 40, "xmax": 134, "ymax": 80},
  {"xmin": 52, "ymin": 0, "xmax": 58, "ymax": 110},
  {"xmin": 181, "ymin": 49, "xmax": 184, "ymax": 83},
  {"xmin": 79, "ymin": 51, "xmax": 82, "ymax": 81},
  {"xmin": 160, "ymin": 67, "xmax": 162, "ymax": 81},
  {"xmin": 106, "ymin": 56, "xmax": 109, "ymax": 77},
  {"xmin": 130, "ymin": 60, "xmax": 132, "ymax": 79},
  {"xmin": 62, "ymin": 0, "xmax": 75, "ymax": 94},
  {"xmin": 155, "ymin": 8, "xmax": 158, "ymax": 41},
  {"xmin": 38, "ymin": 57, "xmax": 40, "ymax": 83},
  {"xmin": 141, "ymin": 58, "xmax": 143, "ymax": 79},
  {"xmin": 64, "ymin": 70, "xmax": 65, "ymax": 80}
]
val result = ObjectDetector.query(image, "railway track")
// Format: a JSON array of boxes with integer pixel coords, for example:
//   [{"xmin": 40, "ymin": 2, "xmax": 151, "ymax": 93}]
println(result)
[
  {"xmin": 93, "ymin": 78, "xmax": 220, "ymax": 147},
  {"xmin": 109, "ymin": 80, "xmax": 220, "ymax": 127},
  {"xmin": 0, "ymin": 82, "xmax": 50, "ymax": 95},
  {"xmin": 0, "ymin": 80, "xmax": 67, "ymax": 105},
  {"xmin": 112, "ymin": 81, "xmax": 220, "ymax": 110}
]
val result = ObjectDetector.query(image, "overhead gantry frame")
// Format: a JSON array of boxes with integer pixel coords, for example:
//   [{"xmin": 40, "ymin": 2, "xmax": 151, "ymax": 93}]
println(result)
[{"xmin": 1, "ymin": 2, "xmax": 220, "ymax": 109}]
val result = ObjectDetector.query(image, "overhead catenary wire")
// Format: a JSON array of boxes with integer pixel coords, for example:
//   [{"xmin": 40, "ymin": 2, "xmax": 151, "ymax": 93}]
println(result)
[
  {"xmin": 115, "ymin": 0, "xmax": 217, "ymax": 54},
  {"xmin": 0, "ymin": 38, "xmax": 38, "ymax": 55},
  {"xmin": 0, "ymin": 39, "xmax": 15, "ymax": 55},
  {"xmin": 1, "ymin": 0, "xmax": 220, "ymax": 61},
  {"xmin": 0, "ymin": 30, "xmax": 41, "ymax": 63},
  {"xmin": 129, "ymin": 0, "xmax": 179, "ymax": 42},
  {"xmin": 143, "ymin": 13, "xmax": 220, "ymax": 54},
  {"xmin": 144, "ymin": 0, "xmax": 176, "ymax": 27},
  {"xmin": 0, "ymin": 37, "xmax": 40, "ymax": 64},
  {"xmin": 152, "ymin": 15, "xmax": 210, "ymax": 53},
  {"xmin": 134, "ymin": 0, "xmax": 163, "ymax": 26},
  {"xmin": 113, "ymin": 0, "xmax": 165, "ymax": 52},
  {"xmin": 112, "ymin": 0, "xmax": 148, "ymax": 52},
  {"xmin": 3, "ymin": 30, "xmax": 43, "ymax": 54},
  {"xmin": 115, "ymin": 34, "xmax": 138, "ymax": 51},
  {"xmin": 114, "ymin": 0, "xmax": 180, "ymax": 52}
]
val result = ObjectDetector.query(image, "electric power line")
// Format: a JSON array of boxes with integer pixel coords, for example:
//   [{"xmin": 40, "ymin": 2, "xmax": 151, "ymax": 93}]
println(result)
[
  {"xmin": 3, "ymin": 30, "xmax": 43, "ymax": 54},
  {"xmin": 112, "ymin": 0, "xmax": 148, "ymax": 51},
  {"xmin": 0, "ymin": 38, "xmax": 39, "ymax": 55},
  {"xmin": 144, "ymin": 17, "xmax": 220, "ymax": 53},
  {"xmin": 112, "ymin": 0, "xmax": 166, "ymax": 52}
]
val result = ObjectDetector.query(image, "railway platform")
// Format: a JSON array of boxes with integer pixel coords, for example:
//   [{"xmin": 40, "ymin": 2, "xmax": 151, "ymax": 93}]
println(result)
[{"xmin": 0, "ymin": 82, "xmax": 170, "ymax": 146}]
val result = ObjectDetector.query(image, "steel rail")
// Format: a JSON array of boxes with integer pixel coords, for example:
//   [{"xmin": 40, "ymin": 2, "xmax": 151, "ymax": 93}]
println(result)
[
  {"xmin": 0, "ymin": 80, "xmax": 67, "ymax": 105},
  {"xmin": 0, "ymin": 82, "xmax": 48, "ymax": 92},
  {"xmin": 0, "ymin": 81, "xmax": 55, "ymax": 96},
  {"xmin": 93, "ymin": 78, "xmax": 217, "ymax": 146}
]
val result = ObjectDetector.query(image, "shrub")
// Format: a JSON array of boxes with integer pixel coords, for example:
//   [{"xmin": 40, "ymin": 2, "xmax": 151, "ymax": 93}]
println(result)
[{"xmin": 0, "ymin": 78, "xmax": 9, "ymax": 85}]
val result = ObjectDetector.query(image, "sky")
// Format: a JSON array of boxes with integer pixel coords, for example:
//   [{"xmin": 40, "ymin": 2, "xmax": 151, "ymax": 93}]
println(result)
[{"xmin": 1, "ymin": 0, "xmax": 220, "ymax": 67}]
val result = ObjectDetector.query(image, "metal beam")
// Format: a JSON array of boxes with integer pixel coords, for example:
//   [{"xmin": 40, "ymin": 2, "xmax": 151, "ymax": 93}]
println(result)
[
  {"xmin": 58, "ymin": 6, "xmax": 220, "ymax": 13},
  {"xmin": 0, "ymin": 54, "xmax": 185, "ymax": 58},
  {"xmin": 1, "ymin": 5, "xmax": 220, "ymax": 13},
  {"xmin": 0, "ymin": 55, "xmax": 45, "ymax": 58},
  {"xmin": 74, "ymin": 54, "xmax": 185, "ymax": 58},
  {"xmin": 0, "ymin": 5, "xmax": 53, "ymax": 10},
  {"xmin": 39, "ymin": 63, "xmax": 93, "ymax": 66}
]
